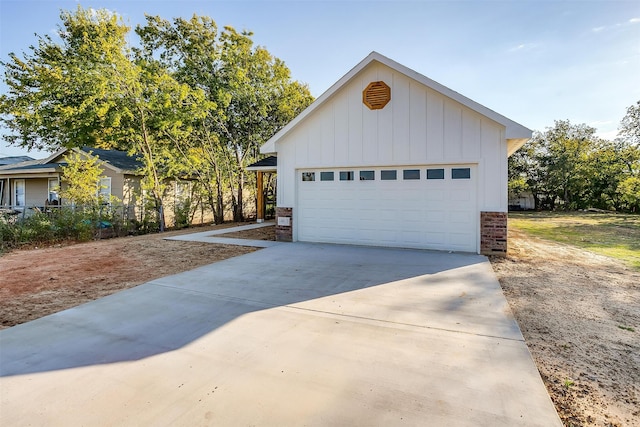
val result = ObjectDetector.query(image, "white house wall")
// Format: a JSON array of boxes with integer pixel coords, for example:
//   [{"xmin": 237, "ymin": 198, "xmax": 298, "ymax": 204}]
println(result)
[{"xmin": 276, "ymin": 62, "xmax": 507, "ymax": 212}]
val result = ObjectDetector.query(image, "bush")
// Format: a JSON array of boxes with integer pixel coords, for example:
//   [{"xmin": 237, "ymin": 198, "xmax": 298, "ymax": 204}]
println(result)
[{"xmin": 0, "ymin": 204, "xmax": 131, "ymax": 253}]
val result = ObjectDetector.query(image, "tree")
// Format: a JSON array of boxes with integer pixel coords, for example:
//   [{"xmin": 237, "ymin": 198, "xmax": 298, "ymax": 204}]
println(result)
[
  {"xmin": 619, "ymin": 100, "xmax": 640, "ymax": 148},
  {"xmin": 0, "ymin": 6, "xmax": 209, "ymax": 231},
  {"xmin": 58, "ymin": 150, "xmax": 106, "ymax": 206},
  {"xmin": 618, "ymin": 176, "xmax": 640, "ymax": 212},
  {"xmin": 136, "ymin": 15, "xmax": 313, "ymax": 222}
]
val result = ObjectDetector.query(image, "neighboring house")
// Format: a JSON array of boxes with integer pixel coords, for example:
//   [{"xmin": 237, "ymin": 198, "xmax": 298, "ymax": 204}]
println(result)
[
  {"xmin": 0, "ymin": 156, "xmax": 34, "ymax": 166},
  {"xmin": 0, "ymin": 147, "xmax": 143, "ymax": 212},
  {"xmin": 0, "ymin": 147, "xmax": 213, "ymax": 227},
  {"xmin": 260, "ymin": 52, "xmax": 532, "ymax": 255},
  {"xmin": 509, "ymin": 191, "xmax": 536, "ymax": 211}
]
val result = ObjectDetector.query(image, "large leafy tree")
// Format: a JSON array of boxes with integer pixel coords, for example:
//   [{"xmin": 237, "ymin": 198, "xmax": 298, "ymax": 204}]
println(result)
[
  {"xmin": 0, "ymin": 6, "xmax": 209, "ymax": 230},
  {"xmin": 619, "ymin": 100, "xmax": 640, "ymax": 148},
  {"xmin": 1, "ymin": 7, "xmax": 313, "ymax": 225},
  {"xmin": 510, "ymin": 118, "xmax": 640, "ymax": 212},
  {"xmin": 136, "ymin": 16, "xmax": 313, "ymax": 222}
]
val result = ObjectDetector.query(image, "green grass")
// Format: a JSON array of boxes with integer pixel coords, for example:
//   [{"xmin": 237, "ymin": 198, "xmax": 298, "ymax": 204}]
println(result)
[{"xmin": 509, "ymin": 211, "xmax": 640, "ymax": 270}]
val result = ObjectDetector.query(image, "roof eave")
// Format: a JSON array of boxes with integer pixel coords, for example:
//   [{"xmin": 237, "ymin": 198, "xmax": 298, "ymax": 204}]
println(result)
[
  {"xmin": 507, "ymin": 138, "xmax": 531, "ymax": 157},
  {"xmin": 0, "ymin": 167, "xmax": 60, "ymax": 177}
]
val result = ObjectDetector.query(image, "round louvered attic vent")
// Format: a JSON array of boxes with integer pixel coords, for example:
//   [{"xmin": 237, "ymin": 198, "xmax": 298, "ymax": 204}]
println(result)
[{"xmin": 362, "ymin": 81, "xmax": 391, "ymax": 110}]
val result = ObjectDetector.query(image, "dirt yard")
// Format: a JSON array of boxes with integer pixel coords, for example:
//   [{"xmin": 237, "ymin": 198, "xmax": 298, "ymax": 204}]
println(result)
[
  {"xmin": 1, "ymin": 223, "xmax": 638, "ymax": 426},
  {"xmin": 492, "ymin": 229, "xmax": 639, "ymax": 427},
  {"xmin": 0, "ymin": 223, "xmax": 275, "ymax": 329}
]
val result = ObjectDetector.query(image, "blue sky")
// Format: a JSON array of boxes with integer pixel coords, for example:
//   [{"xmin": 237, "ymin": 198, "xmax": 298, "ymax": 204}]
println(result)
[{"xmin": 1, "ymin": 0, "xmax": 639, "ymax": 158}]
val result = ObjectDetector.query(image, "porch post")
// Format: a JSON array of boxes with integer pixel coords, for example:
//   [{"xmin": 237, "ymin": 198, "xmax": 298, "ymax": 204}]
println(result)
[{"xmin": 256, "ymin": 171, "xmax": 264, "ymax": 223}]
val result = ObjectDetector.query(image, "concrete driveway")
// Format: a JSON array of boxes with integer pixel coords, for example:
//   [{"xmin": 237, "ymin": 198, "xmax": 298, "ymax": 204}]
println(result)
[{"xmin": 0, "ymin": 242, "xmax": 561, "ymax": 426}]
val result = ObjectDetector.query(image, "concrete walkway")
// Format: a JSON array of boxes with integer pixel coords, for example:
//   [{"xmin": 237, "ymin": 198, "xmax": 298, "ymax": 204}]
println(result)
[
  {"xmin": 165, "ymin": 221, "xmax": 280, "ymax": 247},
  {"xmin": 0, "ymin": 239, "xmax": 561, "ymax": 426}
]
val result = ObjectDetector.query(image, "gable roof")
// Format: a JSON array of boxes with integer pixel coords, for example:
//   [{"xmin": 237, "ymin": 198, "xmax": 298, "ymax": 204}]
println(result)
[
  {"xmin": 0, "ymin": 147, "xmax": 143, "ymax": 176},
  {"xmin": 44, "ymin": 147, "xmax": 144, "ymax": 174},
  {"xmin": 79, "ymin": 147, "xmax": 143, "ymax": 172},
  {"xmin": 261, "ymin": 51, "xmax": 531, "ymax": 156}
]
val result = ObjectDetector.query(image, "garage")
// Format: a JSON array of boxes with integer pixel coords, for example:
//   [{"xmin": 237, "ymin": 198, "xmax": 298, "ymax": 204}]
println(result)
[
  {"xmin": 297, "ymin": 165, "xmax": 477, "ymax": 252},
  {"xmin": 260, "ymin": 52, "xmax": 532, "ymax": 254}
]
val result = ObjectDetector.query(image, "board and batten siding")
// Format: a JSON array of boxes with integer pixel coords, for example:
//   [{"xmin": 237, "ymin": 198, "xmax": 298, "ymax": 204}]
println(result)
[{"xmin": 276, "ymin": 62, "xmax": 508, "ymax": 212}]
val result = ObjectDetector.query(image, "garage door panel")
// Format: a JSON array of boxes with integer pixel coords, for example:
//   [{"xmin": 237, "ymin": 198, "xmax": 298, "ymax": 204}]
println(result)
[
  {"xmin": 297, "ymin": 166, "xmax": 477, "ymax": 252},
  {"xmin": 425, "ymin": 231, "xmax": 447, "ymax": 244},
  {"xmin": 424, "ymin": 189, "xmax": 445, "ymax": 202}
]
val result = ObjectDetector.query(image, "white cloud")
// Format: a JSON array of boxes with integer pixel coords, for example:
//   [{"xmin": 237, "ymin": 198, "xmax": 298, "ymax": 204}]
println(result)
[
  {"xmin": 508, "ymin": 43, "xmax": 537, "ymax": 53},
  {"xmin": 592, "ymin": 18, "xmax": 639, "ymax": 34}
]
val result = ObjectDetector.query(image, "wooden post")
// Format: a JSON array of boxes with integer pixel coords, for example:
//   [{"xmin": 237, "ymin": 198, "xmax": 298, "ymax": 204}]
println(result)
[{"xmin": 256, "ymin": 171, "xmax": 264, "ymax": 223}]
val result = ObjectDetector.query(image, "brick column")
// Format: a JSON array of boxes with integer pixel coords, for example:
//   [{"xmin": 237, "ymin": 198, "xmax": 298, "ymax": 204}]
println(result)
[
  {"xmin": 275, "ymin": 207, "xmax": 293, "ymax": 242},
  {"xmin": 480, "ymin": 212, "xmax": 507, "ymax": 256}
]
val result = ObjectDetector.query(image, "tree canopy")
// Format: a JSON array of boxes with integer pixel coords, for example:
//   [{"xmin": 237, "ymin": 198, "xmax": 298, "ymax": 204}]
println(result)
[
  {"xmin": 509, "ymin": 108, "xmax": 640, "ymax": 213},
  {"xmin": 0, "ymin": 6, "xmax": 313, "ymax": 226}
]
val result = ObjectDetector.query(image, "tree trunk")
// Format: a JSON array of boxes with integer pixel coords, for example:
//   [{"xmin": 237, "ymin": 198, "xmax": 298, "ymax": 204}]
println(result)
[{"xmin": 234, "ymin": 170, "xmax": 244, "ymax": 222}]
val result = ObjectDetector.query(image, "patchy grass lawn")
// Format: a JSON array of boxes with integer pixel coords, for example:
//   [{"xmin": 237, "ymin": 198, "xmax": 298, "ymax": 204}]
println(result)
[{"xmin": 509, "ymin": 211, "xmax": 640, "ymax": 269}]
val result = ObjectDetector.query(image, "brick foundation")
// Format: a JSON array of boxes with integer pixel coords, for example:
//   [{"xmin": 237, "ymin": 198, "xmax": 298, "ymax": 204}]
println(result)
[
  {"xmin": 480, "ymin": 211, "xmax": 507, "ymax": 256},
  {"xmin": 275, "ymin": 207, "xmax": 293, "ymax": 242}
]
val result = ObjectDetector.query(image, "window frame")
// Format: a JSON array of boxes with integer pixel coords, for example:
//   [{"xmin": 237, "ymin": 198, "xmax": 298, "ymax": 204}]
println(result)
[
  {"xmin": 451, "ymin": 168, "xmax": 471, "ymax": 179},
  {"xmin": 320, "ymin": 171, "xmax": 334, "ymax": 181},
  {"xmin": 48, "ymin": 178, "xmax": 60, "ymax": 203},
  {"xmin": 339, "ymin": 171, "xmax": 355, "ymax": 181},
  {"xmin": 426, "ymin": 168, "xmax": 445, "ymax": 180},
  {"xmin": 380, "ymin": 170, "xmax": 397, "ymax": 180},
  {"xmin": 301, "ymin": 172, "xmax": 316, "ymax": 182},
  {"xmin": 359, "ymin": 170, "xmax": 375, "ymax": 181},
  {"xmin": 402, "ymin": 169, "xmax": 421, "ymax": 180},
  {"xmin": 98, "ymin": 177, "xmax": 112, "ymax": 203}
]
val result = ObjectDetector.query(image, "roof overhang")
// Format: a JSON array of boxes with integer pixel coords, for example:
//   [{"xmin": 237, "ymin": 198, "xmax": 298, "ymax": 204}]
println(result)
[
  {"xmin": 246, "ymin": 165, "xmax": 277, "ymax": 172},
  {"xmin": 246, "ymin": 155, "xmax": 277, "ymax": 172},
  {"xmin": 0, "ymin": 168, "xmax": 60, "ymax": 179},
  {"xmin": 507, "ymin": 138, "xmax": 530, "ymax": 157},
  {"xmin": 261, "ymin": 51, "xmax": 532, "ymax": 155}
]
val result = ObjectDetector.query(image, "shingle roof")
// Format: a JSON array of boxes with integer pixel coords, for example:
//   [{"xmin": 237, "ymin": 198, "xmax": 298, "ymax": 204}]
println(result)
[
  {"xmin": 0, "ymin": 163, "xmax": 62, "ymax": 171},
  {"xmin": 248, "ymin": 156, "xmax": 277, "ymax": 168},
  {"xmin": 0, "ymin": 156, "xmax": 34, "ymax": 166},
  {"xmin": 80, "ymin": 147, "xmax": 143, "ymax": 172}
]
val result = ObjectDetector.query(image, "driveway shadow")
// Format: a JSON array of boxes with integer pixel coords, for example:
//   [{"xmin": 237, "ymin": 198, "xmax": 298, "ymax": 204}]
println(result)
[{"xmin": 0, "ymin": 243, "xmax": 487, "ymax": 377}]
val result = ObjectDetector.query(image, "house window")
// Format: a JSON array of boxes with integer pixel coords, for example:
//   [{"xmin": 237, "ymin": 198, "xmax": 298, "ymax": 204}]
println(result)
[
  {"xmin": 403, "ymin": 169, "xmax": 420, "ymax": 180},
  {"xmin": 48, "ymin": 178, "xmax": 60, "ymax": 203},
  {"xmin": 14, "ymin": 179, "xmax": 25, "ymax": 208},
  {"xmin": 452, "ymin": 168, "xmax": 471, "ymax": 179},
  {"xmin": 359, "ymin": 171, "xmax": 375, "ymax": 181},
  {"xmin": 426, "ymin": 169, "xmax": 445, "ymax": 180},
  {"xmin": 98, "ymin": 177, "xmax": 111, "ymax": 203},
  {"xmin": 381, "ymin": 170, "xmax": 397, "ymax": 180},
  {"xmin": 320, "ymin": 171, "xmax": 334, "ymax": 181},
  {"xmin": 302, "ymin": 172, "xmax": 315, "ymax": 181},
  {"xmin": 340, "ymin": 171, "xmax": 354, "ymax": 181}
]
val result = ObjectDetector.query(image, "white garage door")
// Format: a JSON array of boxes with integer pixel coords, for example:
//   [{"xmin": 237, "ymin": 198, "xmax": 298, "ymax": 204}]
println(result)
[{"xmin": 297, "ymin": 165, "xmax": 477, "ymax": 252}]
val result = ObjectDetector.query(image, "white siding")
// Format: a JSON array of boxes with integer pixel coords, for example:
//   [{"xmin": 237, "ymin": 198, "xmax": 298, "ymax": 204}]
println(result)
[{"xmin": 276, "ymin": 61, "xmax": 507, "ymax": 216}]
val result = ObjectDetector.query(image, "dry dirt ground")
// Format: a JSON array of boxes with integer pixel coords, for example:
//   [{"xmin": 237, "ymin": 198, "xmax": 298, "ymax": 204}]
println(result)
[
  {"xmin": 492, "ymin": 229, "xmax": 639, "ymax": 427},
  {"xmin": 0, "ymin": 223, "xmax": 274, "ymax": 329},
  {"xmin": 1, "ymin": 224, "xmax": 638, "ymax": 426}
]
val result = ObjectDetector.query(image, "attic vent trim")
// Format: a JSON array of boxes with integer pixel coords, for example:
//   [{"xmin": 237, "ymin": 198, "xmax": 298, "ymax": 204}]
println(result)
[{"xmin": 363, "ymin": 81, "xmax": 391, "ymax": 110}]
